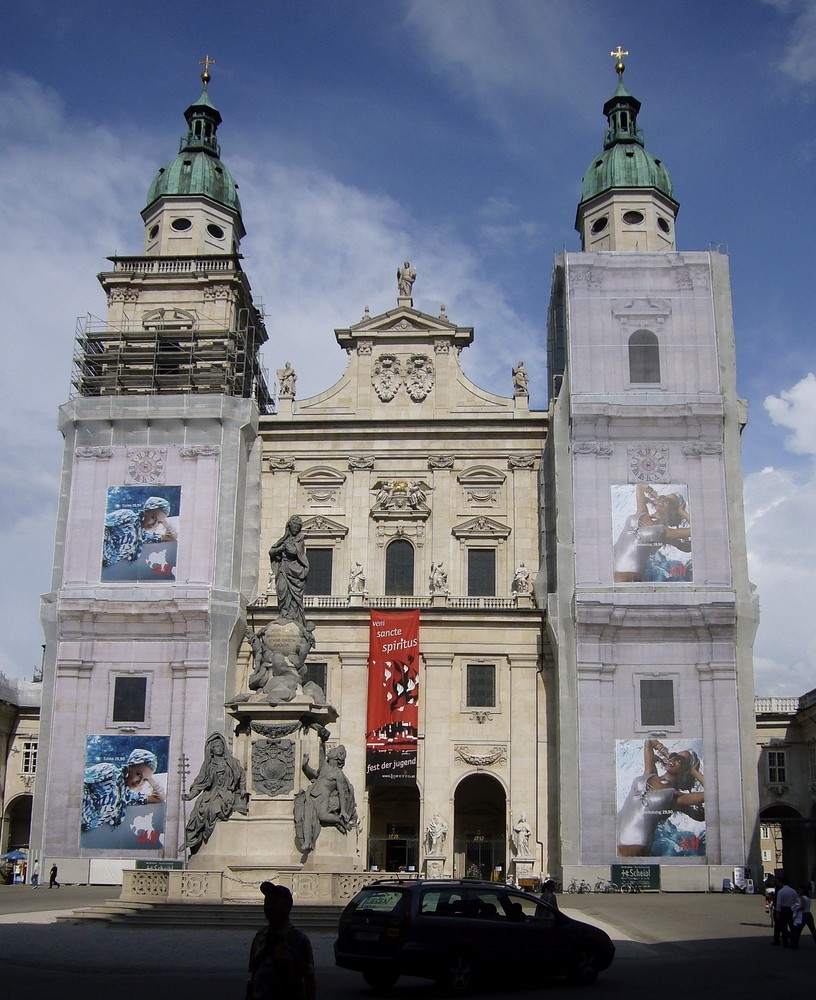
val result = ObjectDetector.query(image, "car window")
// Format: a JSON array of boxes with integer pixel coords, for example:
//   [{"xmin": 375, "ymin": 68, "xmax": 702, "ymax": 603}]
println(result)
[
  {"xmin": 420, "ymin": 889, "xmax": 465, "ymax": 916},
  {"xmin": 468, "ymin": 889, "xmax": 507, "ymax": 920},
  {"xmin": 353, "ymin": 889, "xmax": 407, "ymax": 916},
  {"xmin": 504, "ymin": 891, "xmax": 556, "ymax": 924}
]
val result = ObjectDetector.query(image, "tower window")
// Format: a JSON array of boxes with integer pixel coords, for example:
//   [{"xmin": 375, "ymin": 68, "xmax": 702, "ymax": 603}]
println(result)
[
  {"xmin": 628, "ymin": 329, "xmax": 661, "ymax": 384},
  {"xmin": 622, "ymin": 210, "xmax": 644, "ymax": 225},
  {"xmin": 640, "ymin": 679, "xmax": 675, "ymax": 726},
  {"xmin": 112, "ymin": 676, "xmax": 148, "ymax": 723},
  {"xmin": 148, "ymin": 224, "xmax": 159, "ymax": 240},
  {"xmin": 305, "ymin": 548, "xmax": 333, "ymax": 595},
  {"xmin": 591, "ymin": 216, "xmax": 608, "ymax": 235},
  {"xmin": 658, "ymin": 217, "xmax": 671, "ymax": 234},
  {"xmin": 385, "ymin": 539, "xmax": 414, "ymax": 596},
  {"xmin": 207, "ymin": 223, "xmax": 225, "ymax": 240},
  {"xmin": 171, "ymin": 218, "xmax": 192, "ymax": 232}
]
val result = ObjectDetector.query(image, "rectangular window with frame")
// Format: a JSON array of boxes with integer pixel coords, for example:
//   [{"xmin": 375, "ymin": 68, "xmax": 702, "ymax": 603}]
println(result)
[
  {"xmin": 21, "ymin": 740, "xmax": 38, "ymax": 774},
  {"xmin": 112, "ymin": 676, "xmax": 148, "ymax": 723},
  {"xmin": 466, "ymin": 664, "xmax": 496, "ymax": 707},
  {"xmin": 305, "ymin": 548, "xmax": 333, "ymax": 595},
  {"xmin": 767, "ymin": 750, "xmax": 787, "ymax": 784},
  {"xmin": 305, "ymin": 662, "xmax": 327, "ymax": 695},
  {"xmin": 639, "ymin": 679, "xmax": 675, "ymax": 727},
  {"xmin": 468, "ymin": 549, "xmax": 496, "ymax": 597}
]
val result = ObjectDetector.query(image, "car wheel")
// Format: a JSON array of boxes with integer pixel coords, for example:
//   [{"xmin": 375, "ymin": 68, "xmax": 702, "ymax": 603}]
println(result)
[
  {"xmin": 438, "ymin": 949, "xmax": 474, "ymax": 995},
  {"xmin": 362, "ymin": 969, "xmax": 399, "ymax": 992},
  {"xmin": 568, "ymin": 948, "xmax": 599, "ymax": 986}
]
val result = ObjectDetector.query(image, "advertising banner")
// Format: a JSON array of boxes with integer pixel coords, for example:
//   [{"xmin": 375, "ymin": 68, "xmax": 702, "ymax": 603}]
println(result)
[
  {"xmin": 615, "ymin": 737, "xmax": 705, "ymax": 858},
  {"xmin": 81, "ymin": 735, "xmax": 170, "ymax": 850},
  {"xmin": 366, "ymin": 610, "xmax": 420, "ymax": 786},
  {"xmin": 101, "ymin": 485, "xmax": 181, "ymax": 581},
  {"xmin": 611, "ymin": 484, "xmax": 692, "ymax": 583}
]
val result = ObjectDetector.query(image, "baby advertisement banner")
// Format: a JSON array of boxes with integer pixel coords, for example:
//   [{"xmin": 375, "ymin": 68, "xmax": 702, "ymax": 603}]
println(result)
[{"xmin": 366, "ymin": 610, "xmax": 420, "ymax": 786}]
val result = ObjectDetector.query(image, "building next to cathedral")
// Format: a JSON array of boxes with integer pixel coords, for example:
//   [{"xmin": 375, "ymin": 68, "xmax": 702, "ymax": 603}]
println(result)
[{"xmin": 29, "ymin": 55, "xmax": 763, "ymax": 895}]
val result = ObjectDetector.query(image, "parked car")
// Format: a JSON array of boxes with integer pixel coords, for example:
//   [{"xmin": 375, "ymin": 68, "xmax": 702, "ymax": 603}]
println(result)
[{"xmin": 334, "ymin": 878, "xmax": 615, "ymax": 993}]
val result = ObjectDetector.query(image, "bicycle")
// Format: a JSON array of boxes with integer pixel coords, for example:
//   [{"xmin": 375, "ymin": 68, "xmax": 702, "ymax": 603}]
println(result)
[
  {"xmin": 566, "ymin": 878, "xmax": 593, "ymax": 894},
  {"xmin": 593, "ymin": 879, "xmax": 620, "ymax": 893},
  {"xmin": 620, "ymin": 882, "xmax": 642, "ymax": 893}
]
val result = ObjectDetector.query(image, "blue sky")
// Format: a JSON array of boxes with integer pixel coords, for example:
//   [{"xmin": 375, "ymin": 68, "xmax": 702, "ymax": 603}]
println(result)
[{"xmin": 1, "ymin": 1, "xmax": 814, "ymax": 695}]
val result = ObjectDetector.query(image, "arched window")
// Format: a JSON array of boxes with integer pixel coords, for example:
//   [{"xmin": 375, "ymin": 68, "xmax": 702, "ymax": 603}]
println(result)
[
  {"xmin": 385, "ymin": 539, "xmax": 414, "ymax": 596},
  {"xmin": 628, "ymin": 329, "xmax": 661, "ymax": 383}
]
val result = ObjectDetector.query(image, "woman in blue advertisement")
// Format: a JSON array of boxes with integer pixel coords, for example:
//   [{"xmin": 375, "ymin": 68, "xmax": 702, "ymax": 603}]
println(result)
[
  {"xmin": 617, "ymin": 738, "xmax": 705, "ymax": 857},
  {"xmin": 82, "ymin": 748, "xmax": 166, "ymax": 831}
]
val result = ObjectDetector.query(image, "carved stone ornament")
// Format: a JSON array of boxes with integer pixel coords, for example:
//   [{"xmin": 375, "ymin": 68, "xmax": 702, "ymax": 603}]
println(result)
[
  {"xmin": 683, "ymin": 441, "xmax": 724, "ymax": 457},
  {"xmin": 507, "ymin": 455, "xmax": 535, "ymax": 470},
  {"xmin": 434, "ymin": 339, "xmax": 450, "ymax": 354},
  {"xmin": 251, "ymin": 720, "xmax": 303, "ymax": 739},
  {"xmin": 180, "ymin": 444, "xmax": 221, "ymax": 459},
  {"xmin": 203, "ymin": 283, "xmax": 232, "ymax": 301},
  {"xmin": 573, "ymin": 441, "xmax": 614, "ymax": 457},
  {"xmin": 454, "ymin": 745, "xmax": 507, "ymax": 768},
  {"xmin": 251, "ymin": 738, "xmax": 296, "ymax": 797},
  {"xmin": 372, "ymin": 354, "xmax": 402, "ymax": 401},
  {"xmin": 75, "ymin": 447, "xmax": 114, "ymax": 460},
  {"xmin": 357, "ymin": 340, "xmax": 373, "ymax": 356},
  {"xmin": 628, "ymin": 445, "xmax": 668, "ymax": 482},
  {"xmin": 405, "ymin": 354, "xmax": 435, "ymax": 401},
  {"xmin": 570, "ymin": 267, "xmax": 603, "ymax": 289},
  {"xmin": 428, "ymin": 455, "xmax": 455, "ymax": 470},
  {"xmin": 125, "ymin": 447, "xmax": 167, "ymax": 484},
  {"xmin": 348, "ymin": 456, "xmax": 376, "ymax": 470},
  {"xmin": 269, "ymin": 456, "xmax": 296, "ymax": 471},
  {"xmin": 108, "ymin": 287, "xmax": 139, "ymax": 303}
]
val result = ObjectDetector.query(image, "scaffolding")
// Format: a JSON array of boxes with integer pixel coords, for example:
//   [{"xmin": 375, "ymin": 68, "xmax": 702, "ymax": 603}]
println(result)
[{"xmin": 70, "ymin": 308, "xmax": 273, "ymax": 413}]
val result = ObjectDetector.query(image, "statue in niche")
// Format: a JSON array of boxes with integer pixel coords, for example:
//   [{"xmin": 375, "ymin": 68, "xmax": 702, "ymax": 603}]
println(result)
[
  {"xmin": 429, "ymin": 561, "xmax": 449, "ymax": 596},
  {"xmin": 294, "ymin": 727, "xmax": 358, "ymax": 854},
  {"xmin": 512, "ymin": 562, "xmax": 531, "ymax": 594},
  {"xmin": 277, "ymin": 361, "xmax": 297, "ymax": 398},
  {"xmin": 426, "ymin": 812, "xmax": 448, "ymax": 855},
  {"xmin": 181, "ymin": 732, "xmax": 249, "ymax": 855},
  {"xmin": 348, "ymin": 561, "xmax": 366, "ymax": 595},
  {"xmin": 511, "ymin": 812, "xmax": 532, "ymax": 857},
  {"xmin": 251, "ymin": 738, "xmax": 296, "ymax": 798},
  {"xmin": 512, "ymin": 360, "xmax": 529, "ymax": 395},
  {"xmin": 397, "ymin": 260, "xmax": 417, "ymax": 298}
]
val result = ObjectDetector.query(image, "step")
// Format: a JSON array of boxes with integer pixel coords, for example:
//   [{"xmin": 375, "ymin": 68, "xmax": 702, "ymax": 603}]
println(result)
[{"xmin": 59, "ymin": 900, "xmax": 345, "ymax": 931}]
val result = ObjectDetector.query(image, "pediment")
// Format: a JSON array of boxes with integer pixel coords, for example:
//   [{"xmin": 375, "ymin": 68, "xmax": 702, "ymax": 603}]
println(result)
[
  {"xmin": 458, "ymin": 466, "xmax": 506, "ymax": 504},
  {"xmin": 301, "ymin": 515, "xmax": 348, "ymax": 540},
  {"xmin": 298, "ymin": 466, "xmax": 347, "ymax": 489},
  {"xmin": 451, "ymin": 516, "xmax": 512, "ymax": 540},
  {"xmin": 335, "ymin": 305, "xmax": 473, "ymax": 351},
  {"xmin": 142, "ymin": 307, "xmax": 197, "ymax": 330}
]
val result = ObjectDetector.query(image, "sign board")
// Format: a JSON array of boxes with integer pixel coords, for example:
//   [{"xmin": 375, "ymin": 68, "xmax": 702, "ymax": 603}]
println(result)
[
  {"xmin": 611, "ymin": 863, "xmax": 660, "ymax": 891},
  {"xmin": 134, "ymin": 860, "xmax": 185, "ymax": 870}
]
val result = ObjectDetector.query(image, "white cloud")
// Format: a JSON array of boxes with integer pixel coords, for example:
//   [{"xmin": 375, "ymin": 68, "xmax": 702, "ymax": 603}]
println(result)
[
  {"xmin": 763, "ymin": 372, "xmax": 816, "ymax": 455},
  {"xmin": 761, "ymin": 0, "xmax": 816, "ymax": 83}
]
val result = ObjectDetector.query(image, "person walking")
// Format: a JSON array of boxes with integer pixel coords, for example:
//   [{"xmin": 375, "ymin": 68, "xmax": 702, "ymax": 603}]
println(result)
[
  {"xmin": 773, "ymin": 876, "xmax": 798, "ymax": 947},
  {"xmin": 792, "ymin": 885, "xmax": 816, "ymax": 948},
  {"xmin": 49, "ymin": 864, "xmax": 60, "ymax": 889},
  {"xmin": 246, "ymin": 882, "xmax": 315, "ymax": 1000},
  {"xmin": 31, "ymin": 859, "xmax": 40, "ymax": 888}
]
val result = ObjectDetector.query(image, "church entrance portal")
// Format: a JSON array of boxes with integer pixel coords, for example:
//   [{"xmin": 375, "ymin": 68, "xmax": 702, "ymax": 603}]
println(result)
[
  {"xmin": 367, "ymin": 784, "xmax": 420, "ymax": 873},
  {"xmin": 453, "ymin": 773, "xmax": 506, "ymax": 881}
]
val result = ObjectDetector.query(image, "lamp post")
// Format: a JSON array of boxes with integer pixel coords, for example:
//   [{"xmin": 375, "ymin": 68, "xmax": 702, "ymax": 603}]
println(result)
[{"xmin": 177, "ymin": 753, "xmax": 190, "ymax": 865}]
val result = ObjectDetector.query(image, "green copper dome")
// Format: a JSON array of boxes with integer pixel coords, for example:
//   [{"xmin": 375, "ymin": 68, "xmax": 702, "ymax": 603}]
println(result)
[
  {"xmin": 580, "ymin": 74, "xmax": 675, "ymax": 205},
  {"xmin": 145, "ymin": 84, "xmax": 242, "ymax": 215}
]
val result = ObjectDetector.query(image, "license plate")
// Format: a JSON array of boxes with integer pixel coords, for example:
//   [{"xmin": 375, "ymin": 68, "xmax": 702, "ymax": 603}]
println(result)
[{"xmin": 355, "ymin": 929, "xmax": 380, "ymax": 941}]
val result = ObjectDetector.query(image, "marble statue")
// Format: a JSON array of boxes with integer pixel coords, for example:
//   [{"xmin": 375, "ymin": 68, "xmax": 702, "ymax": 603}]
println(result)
[
  {"xmin": 512, "ymin": 360, "xmax": 529, "ymax": 395},
  {"xmin": 426, "ymin": 812, "xmax": 448, "ymax": 854},
  {"xmin": 397, "ymin": 260, "xmax": 417, "ymax": 298},
  {"xmin": 512, "ymin": 562, "xmax": 531, "ymax": 594},
  {"xmin": 429, "ymin": 561, "xmax": 449, "ymax": 596},
  {"xmin": 181, "ymin": 732, "xmax": 249, "ymax": 855},
  {"xmin": 512, "ymin": 812, "xmax": 531, "ymax": 857},
  {"xmin": 269, "ymin": 515, "xmax": 309, "ymax": 626},
  {"xmin": 294, "ymin": 729, "xmax": 358, "ymax": 854},
  {"xmin": 348, "ymin": 561, "xmax": 366, "ymax": 595},
  {"xmin": 277, "ymin": 361, "xmax": 297, "ymax": 398}
]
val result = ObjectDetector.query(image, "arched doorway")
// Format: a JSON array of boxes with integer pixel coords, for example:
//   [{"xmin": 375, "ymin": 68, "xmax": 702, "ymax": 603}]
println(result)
[
  {"xmin": 3, "ymin": 794, "xmax": 32, "ymax": 852},
  {"xmin": 760, "ymin": 804, "xmax": 809, "ymax": 884},
  {"xmin": 453, "ymin": 773, "xmax": 507, "ymax": 881},
  {"xmin": 367, "ymin": 784, "xmax": 420, "ymax": 872}
]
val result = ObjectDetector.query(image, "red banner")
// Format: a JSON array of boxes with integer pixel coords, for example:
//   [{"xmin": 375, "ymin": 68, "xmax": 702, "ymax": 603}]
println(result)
[{"xmin": 366, "ymin": 610, "xmax": 420, "ymax": 786}]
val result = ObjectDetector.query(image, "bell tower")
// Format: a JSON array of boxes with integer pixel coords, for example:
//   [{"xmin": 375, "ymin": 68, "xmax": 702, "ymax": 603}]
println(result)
[{"xmin": 576, "ymin": 48, "xmax": 679, "ymax": 252}]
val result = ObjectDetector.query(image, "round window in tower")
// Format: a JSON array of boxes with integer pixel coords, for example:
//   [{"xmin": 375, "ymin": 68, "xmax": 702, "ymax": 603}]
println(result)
[
  {"xmin": 171, "ymin": 217, "xmax": 192, "ymax": 232},
  {"xmin": 657, "ymin": 216, "xmax": 671, "ymax": 234},
  {"xmin": 148, "ymin": 224, "xmax": 159, "ymax": 240},
  {"xmin": 590, "ymin": 216, "xmax": 608, "ymax": 235},
  {"xmin": 207, "ymin": 223, "xmax": 225, "ymax": 240},
  {"xmin": 622, "ymin": 210, "xmax": 644, "ymax": 225}
]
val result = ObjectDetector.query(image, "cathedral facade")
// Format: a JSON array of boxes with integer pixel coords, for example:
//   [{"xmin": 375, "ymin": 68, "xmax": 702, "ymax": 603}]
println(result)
[{"xmin": 29, "ymin": 61, "xmax": 760, "ymax": 892}]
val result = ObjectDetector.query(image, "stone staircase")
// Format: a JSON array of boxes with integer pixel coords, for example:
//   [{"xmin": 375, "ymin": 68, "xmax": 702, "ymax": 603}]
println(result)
[{"xmin": 58, "ymin": 900, "xmax": 345, "ymax": 931}]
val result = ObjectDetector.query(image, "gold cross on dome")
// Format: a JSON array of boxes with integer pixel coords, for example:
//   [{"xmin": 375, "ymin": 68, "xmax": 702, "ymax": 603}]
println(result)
[
  {"xmin": 610, "ymin": 46, "xmax": 629, "ymax": 75},
  {"xmin": 199, "ymin": 54, "xmax": 216, "ymax": 84}
]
